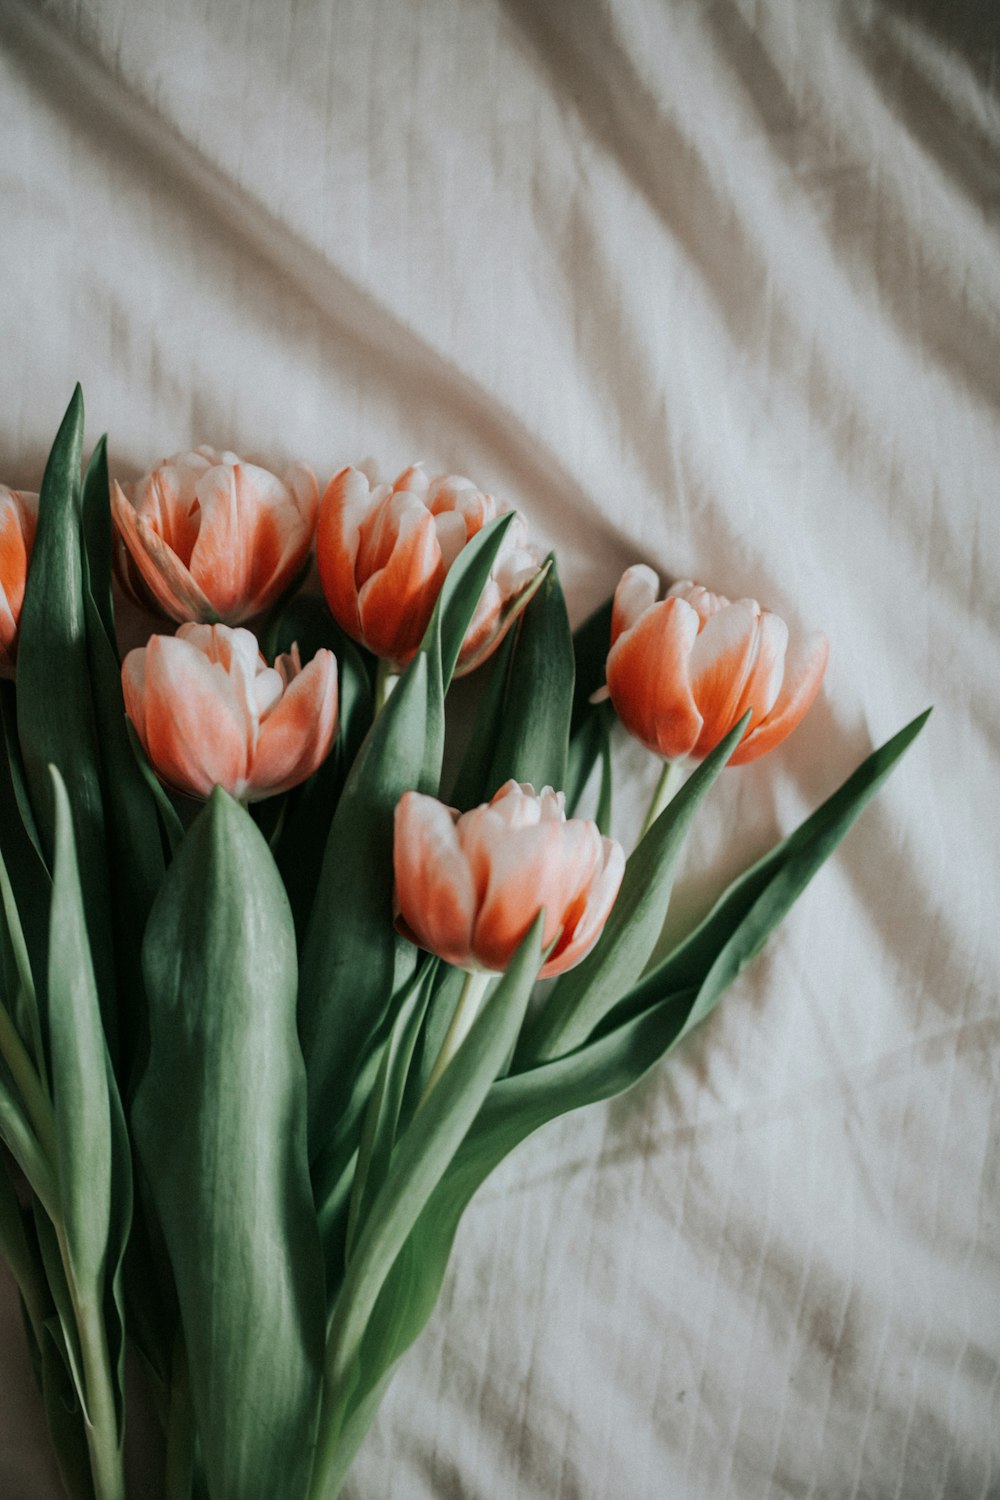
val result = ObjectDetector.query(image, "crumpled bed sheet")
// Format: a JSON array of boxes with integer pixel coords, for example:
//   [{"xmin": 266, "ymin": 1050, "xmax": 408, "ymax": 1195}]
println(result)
[{"xmin": 0, "ymin": 2, "xmax": 997, "ymax": 1496}]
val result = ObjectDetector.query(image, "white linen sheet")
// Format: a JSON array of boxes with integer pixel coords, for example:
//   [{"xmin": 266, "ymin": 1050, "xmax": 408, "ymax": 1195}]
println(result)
[{"xmin": 0, "ymin": 1, "xmax": 997, "ymax": 1495}]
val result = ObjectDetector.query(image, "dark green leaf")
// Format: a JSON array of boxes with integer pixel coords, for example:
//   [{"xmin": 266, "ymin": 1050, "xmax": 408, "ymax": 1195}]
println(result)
[
  {"xmin": 133, "ymin": 789, "xmax": 324, "ymax": 1500},
  {"xmin": 80, "ymin": 437, "xmax": 115, "ymax": 645},
  {"xmin": 616, "ymin": 708, "xmax": 933, "ymax": 1038},
  {"xmin": 344, "ymin": 959, "xmax": 437, "ymax": 1261},
  {"xmin": 479, "ymin": 555, "xmax": 573, "ymax": 795},
  {"xmin": 17, "ymin": 389, "xmax": 117, "ymax": 1055}
]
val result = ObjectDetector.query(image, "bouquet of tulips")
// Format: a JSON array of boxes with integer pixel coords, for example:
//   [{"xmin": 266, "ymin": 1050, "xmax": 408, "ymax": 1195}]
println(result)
[{"xmin": 0, "ymin": 388, "xmax": 927, "ymax": 1500}]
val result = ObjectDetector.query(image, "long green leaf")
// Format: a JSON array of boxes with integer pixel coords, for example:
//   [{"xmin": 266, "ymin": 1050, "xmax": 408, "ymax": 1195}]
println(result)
[
  {"xmin": 48, "ymin": 768, "xmax": 132, "ymax": 1461},
  {"xmin": 298, "ymin": 515, "xmax": 515, "ymax": 1160},
  {"xmin": 344, "ymin": 959, "xmax": 437, "ymax": 1261},
  {"xmin": 618, "ymin": 709, "xmax": 933, "ymax": 1034},
  {"xmin": 133, "ymin": 788, "xmax": 324, "ymax": 1500},
  {"xmin": 519, "ymin": 714, "xmax": 749, "ymax": 1065},
  {"xmin": 17, "ymin": 389, "xmax": 117, "ymax": 1056},
  {"xmin": 313, "ymin": 917, "xmax": 544, "ymax": 1482},
  {"xmin": 564, "ymin": 594, "xmax": 614, "ymax": 814},
  {"xmin": 481, "ymin": 555, "xmax": 573, "ymax": 794}
]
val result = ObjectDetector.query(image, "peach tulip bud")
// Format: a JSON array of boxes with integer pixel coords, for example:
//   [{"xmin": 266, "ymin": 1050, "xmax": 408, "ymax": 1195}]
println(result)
[
  {"xmin": 122, "ymin": 623, "xmax": 337, "ymax": 803},
  {"xmin": 0, "ymin": 486, "xmax": 38, "ymax": 668},
  {"xmin": 393, "ymin": 781, "xmax": 625, "ymax": 979},
  {"xmin": 317, "ymin": 462, "xmax": 543, "ymax": 673},
  {"xmin": 112, "ymin": 446, "xmax": 319, "ymax": 626},
  {"xmin": 606, "ymin": 567, "xmax": 829, "ymax": 766}
]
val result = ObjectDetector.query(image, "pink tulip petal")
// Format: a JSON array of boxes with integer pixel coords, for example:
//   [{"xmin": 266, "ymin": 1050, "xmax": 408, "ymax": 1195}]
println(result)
[
  {"xmin": 539, "ymin": 835, "xmax": 626, "ymax": 979},
  {"xmin": 729, "ymin": 631, "xmax": 829, "ymax": 766},
  {"xmin": 611, "ymin": 564, "xmax": 660, "ymax": 646},
  {"xmin": 249, "ymin": 650, "xmax": 339, "ymax": 800},
  {"xmin": 316, "ymin": 466, "xmax": 372, "ymax": 641},
  {"xmin": 688, "ymin": 599, "xmax": 760, "ymax": 756},
  {"xmin": 112, "ymin": 482, "xmax": 215, "ymax": 623},
  {"xmin": 731, "ymin": 609, "xmax": 788, "ymax": 729},
  {"xmin": 393, "ymin": 792, "xmax": 477, "ymax": 967},
  {"xmin": 607, "ymin": 596, "xmax": 703, "ymax": 759},
  {"xmin": 471, "ymin": 820, "xmax": 602, "ymax": 971},
  {"xmin": 138, "ymin": 634, "xmax": 249, "ymax": 799},
  {"xmin": 357, "ymin": 506, "xmax": 444, "ymax": 663},
  {"xmin": 0, "ymin": 490, "xmax": 35, "ymax": 663},
  {"xmin": 187, "ymin": 463, "xmax": 310, "ymax": 623}
]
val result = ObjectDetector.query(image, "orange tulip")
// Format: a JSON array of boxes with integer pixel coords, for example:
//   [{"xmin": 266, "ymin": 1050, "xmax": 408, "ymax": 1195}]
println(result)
[
  {"xmin": 316, "ymin": 463, "xmax": 542, "ymax": 673},
  {"xmin": 393, "ymin": 780, "xmax": 625, "ymax": 979},
  {"xmin": 606, "ymin": 568, "xmax": 828, "ymax": 766},
  {"xmin": 122, "ymin": 623, "xmax": 337, "ymax": 802},
  {"xmin": 0, "ymin": 486, "xmax": 37, "ymax": 668},
  {"xmin": 112, "ymin": 447, "xmax": 319, "ymax": 626}
]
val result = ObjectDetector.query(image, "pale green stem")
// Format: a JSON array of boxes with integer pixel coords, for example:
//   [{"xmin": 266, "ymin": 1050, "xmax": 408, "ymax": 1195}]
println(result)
[
  {"xmin": 639, "ymin": 758, "xmax": 687, "ymax": 841},
  {"xmin": 419, "ymin": 969, "xmax": 492, "ymax": 1106},
  {"xmin": 374, "ymin": 661, "xmax": 400, "ymax": 716},
  {"xmin": 55, "ymin": 1223, "xmax": 126, "ymax": 1500}
]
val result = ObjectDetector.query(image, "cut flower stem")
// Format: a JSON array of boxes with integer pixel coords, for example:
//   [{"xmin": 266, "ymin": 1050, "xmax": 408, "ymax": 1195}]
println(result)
[
  {"xmin": 420, "ymin": 968, "xmax": 493, "ymax": 1104},
  {"xmin": 640, "ymin": 758, "xmax": 687, "ymax": 841}
]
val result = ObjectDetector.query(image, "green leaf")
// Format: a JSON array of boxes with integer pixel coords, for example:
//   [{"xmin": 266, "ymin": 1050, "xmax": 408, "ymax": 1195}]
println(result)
[
  {"xmin": 80, "ymin": 437, "xmax": 115, "ymax": 645},
  {"xmin": 0, "ymin": 835, "xmax": 44, "ymax": 1073},
  {"xmin": 298, "ymin": 515, "xmax": 515, "ymax": 1160},
  {"xmin": 449, "ymin": 627, "xmax": 517, "ymax": 810},
  {"xmin": 616, "ymin": 708, "xmax": 933, "ymax": 1038},
  {"xmin": 519, "ymin": 714, "xmax": 749, "ymax": 1065},
  {"xmin": 344, "ymin": 959, "xmax": 437, "ymax": 1261},
  {"xmin": 133, "ymin": 789, "xmax": 324, "ymax": 1500},
  {"xmin": 564, "ymin": 595, "xmax": 614, "ymax": 815},
  {"xmin": 274, "ymin": 608, "xmax": 375, "ymax": 940},
  {"xmin": 84, "ymin": 596, "xmax": 166, "ymax": 1075},
  {"xmin": 48, "ymin": 771, "xmax": 117, "ymax": 1286},
  {"xmin": 16, "ymin": 389, "xmax": 117, "ymax": 1055},
  {"xmin": 569, "ymin": 594, "xmax": 613, "ymax": 730},
  {"xmin": 314, "ymin": 917, "xmax": 544, "ymax": 1478},
  {"xmin": 48, "ymin": 767, "xmax": 132, "ymax": 1450},
  {"xmin": 481, "ymin": 555, "xmax": 573, "ymax": 795}
]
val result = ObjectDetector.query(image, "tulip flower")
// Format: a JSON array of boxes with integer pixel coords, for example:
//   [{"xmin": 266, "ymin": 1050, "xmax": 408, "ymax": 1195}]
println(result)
[
  {"xmin": 316, "ymin": 462, "xmax": 543, "ymax": 675},
  {"xmin": 394, "ymin": 780, "xmax": 625, "ymax": 979},
  {"xmin": 0, "ymin": 486, "xmax": 37, "ymax": 668},
  {"xmin": 112, "ymin": 447, "xmax": 319, "ymax": 626},
  {"xmin": 606, "ymin": 567, "xmax": 828, "ymax": 769},
  {"xmin": 122, "ymin": 623, "xmax": 337, "ymax": 803},
  {"xmin": 395, "ymin": 780, "xmax": 625, "ymax": 1095}
]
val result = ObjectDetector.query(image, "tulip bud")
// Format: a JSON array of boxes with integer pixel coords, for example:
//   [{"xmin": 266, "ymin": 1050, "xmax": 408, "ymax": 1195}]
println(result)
[
  {"xmin": 316, "ymin": 463, "xmax": 543, "ymax": 674},
  {"xmin": 122, "ymin": 623, "xmax": 337, "ymax": 802},
  {"xmin": 606, "ymin": 567, "xmax": 828, "ymax": 765},
  {"xmin": 0, "ymin": 485, "xmax": 38, "ymax": 669},
  {"xmin": 112, "ymin": 447, "xmax": 319, "ymax": 626},
  {"xmin": 393, "ymin": 781, "xmax": 625, "ymax": 979}
]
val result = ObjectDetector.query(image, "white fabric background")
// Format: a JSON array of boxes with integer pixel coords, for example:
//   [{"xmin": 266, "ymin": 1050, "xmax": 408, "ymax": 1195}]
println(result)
[{"xmin": 1, "ymin": 1, "xmax": 998, "ymax": 1496}]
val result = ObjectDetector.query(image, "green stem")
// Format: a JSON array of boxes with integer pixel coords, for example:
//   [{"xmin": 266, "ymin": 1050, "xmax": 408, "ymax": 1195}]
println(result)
[
  {"xmin": 639, "ymin": 759, "xmax": 686, "ymax": 842},
  {"xmin": 373, "ymin": 660, "xmax": 400, "ymax": 716},
  {"xmin": 419, "ymin": 969, "xmax": 492, "ymax": 1105},
  {"xmin": 55, "ymin": 1224, "xmax": 126, "ymax": 1500}
]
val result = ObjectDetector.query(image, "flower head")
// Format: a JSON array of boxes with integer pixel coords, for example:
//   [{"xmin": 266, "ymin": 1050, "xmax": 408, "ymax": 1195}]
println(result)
[
  {"xmin": 317, "ymin": 462, "xmax": 542, "ymax": 673},
  {"xmin": 122, "ymin": 623, "xmax": 337, "ymax": 802},
  {"xmin": 0, "ymin": 486, "xmax": 38, "ymax": 668},
  {"xmin": 606, "ymin": 566, "xmax": 828, "ymax": 765},
  {"xmin": 112, "ymin": 446, "xmax": 319, "ymax": 626},
  {"xmin": 393, "ymin": 780, "xmax": 625, "ymax": 979}
]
